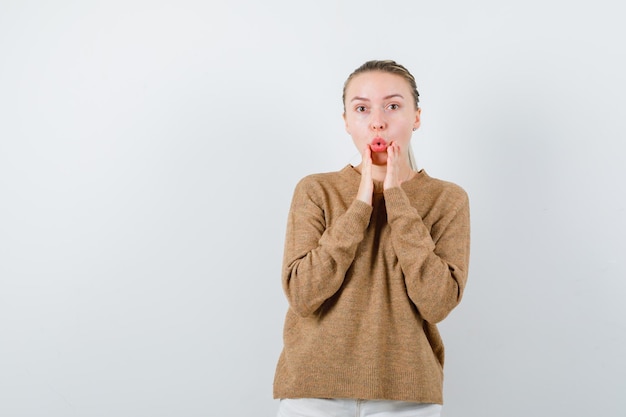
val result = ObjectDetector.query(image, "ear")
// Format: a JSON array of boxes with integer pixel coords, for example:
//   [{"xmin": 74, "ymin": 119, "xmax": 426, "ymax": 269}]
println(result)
[
  {"xmin": 413, "ymin": 108, "xmax": 422, "ymax": 131},
  {"xmin": 343, "ymin": 112, "xmax": 351, "ymax": 134}
]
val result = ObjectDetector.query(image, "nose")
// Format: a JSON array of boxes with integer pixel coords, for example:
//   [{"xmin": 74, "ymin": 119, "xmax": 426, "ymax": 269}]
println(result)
[{"xmin": 370, "ymin": 108, "xmax": 387, "ymax": 130}]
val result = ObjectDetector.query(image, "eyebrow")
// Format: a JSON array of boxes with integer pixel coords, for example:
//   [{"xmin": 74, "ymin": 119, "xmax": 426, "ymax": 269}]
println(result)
[{"xmin": 350, "ymin": 94, "xmax": 405, "ymax": 102}]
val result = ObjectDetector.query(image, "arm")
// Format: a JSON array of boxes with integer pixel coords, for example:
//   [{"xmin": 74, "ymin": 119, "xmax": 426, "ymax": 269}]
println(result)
[
  {"xmin": 282, "ymin": 178, "xmax": 372, "ymax": 317},
  {"xmin": 384, "ymin": 186, "xmax": 471, "ymax": 323}
]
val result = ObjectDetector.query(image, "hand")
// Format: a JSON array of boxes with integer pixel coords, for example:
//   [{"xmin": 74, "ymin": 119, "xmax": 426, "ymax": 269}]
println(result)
[
  {"xmin": 383, "ymin": 142, "xmax": 402, "ymax": 190},
  {"xmin": 356, "ymin": 145, "xmax": 373, "ymax": 205}
]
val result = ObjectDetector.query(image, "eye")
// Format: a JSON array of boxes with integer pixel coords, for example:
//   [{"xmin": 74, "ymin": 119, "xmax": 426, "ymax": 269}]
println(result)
[
  {"xmin": 387, "ymin": 103, "xmax": 400, "ymax": 110},
  {"xmin": 355, "ymin": 105, "xmax": 367, "ymax": 112}
]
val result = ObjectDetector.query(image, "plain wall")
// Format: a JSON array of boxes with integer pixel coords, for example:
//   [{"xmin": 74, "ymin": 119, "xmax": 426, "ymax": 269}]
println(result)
[{"xmin": 1, "ymin": 1, "xmax": 624, "ymax": 416}]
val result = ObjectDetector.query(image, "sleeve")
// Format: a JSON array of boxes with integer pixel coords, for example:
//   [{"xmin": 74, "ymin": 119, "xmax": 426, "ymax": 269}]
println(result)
[
  {"xmin": 281, "ymin": 178, "xmax": 373, "ymax": 317},
  {"xmin": 384, "ymin": 186, "xmax": 470, "ymax": 324}
]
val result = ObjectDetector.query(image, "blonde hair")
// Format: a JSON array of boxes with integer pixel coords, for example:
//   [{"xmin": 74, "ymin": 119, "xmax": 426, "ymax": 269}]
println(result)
[
  {"xmin": 343, "ymin": 60, "xmax": 420, "ymax": 170},
  {"xmin": 407, "ymin": 146, "xmax": 417, "ymax": 170}
]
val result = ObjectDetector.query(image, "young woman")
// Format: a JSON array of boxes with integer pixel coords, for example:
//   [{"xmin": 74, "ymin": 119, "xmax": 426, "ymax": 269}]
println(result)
[{"xmin": 273, "ymin": 60, "xmax": 471, "ymax": 417}]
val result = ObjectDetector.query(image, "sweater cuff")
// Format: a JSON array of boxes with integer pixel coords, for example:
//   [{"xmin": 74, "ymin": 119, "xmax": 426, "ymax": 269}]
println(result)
[
  {"xmin": 345, "ymin": 199, "xmax": 373, "ymax": 229},
  {"xmin": 383, "ymin": 187, "xmax": 411, "ymax": 217}
]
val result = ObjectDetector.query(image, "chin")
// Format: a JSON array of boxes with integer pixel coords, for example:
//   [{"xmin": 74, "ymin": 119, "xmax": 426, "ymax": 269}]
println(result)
[{"xmin": 371, "ymin": 154, "xmax": 388, "ymax": 166}]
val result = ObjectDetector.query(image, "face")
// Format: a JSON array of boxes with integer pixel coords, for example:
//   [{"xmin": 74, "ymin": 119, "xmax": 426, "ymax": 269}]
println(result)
[{"xmin": 343, "ymin": 71, "xmax": 421, "ymax": 166}]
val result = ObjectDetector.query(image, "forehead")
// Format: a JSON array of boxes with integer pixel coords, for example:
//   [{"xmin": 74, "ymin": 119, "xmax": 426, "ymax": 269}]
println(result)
[{"xmin": 345, "ymin": 71, "xmax": 411, "ymax": 99}]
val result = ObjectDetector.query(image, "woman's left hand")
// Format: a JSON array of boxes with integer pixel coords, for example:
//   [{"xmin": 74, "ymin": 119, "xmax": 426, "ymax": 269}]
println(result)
[{"xmin": 383, "ymin": 142, "xmax": 402, "ymax": 190}]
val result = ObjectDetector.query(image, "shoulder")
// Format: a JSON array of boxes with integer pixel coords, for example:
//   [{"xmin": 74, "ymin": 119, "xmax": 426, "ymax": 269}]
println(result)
[
  {"xmin": 426, "ymin": 174, "xmax": 467, "ymax": 198},
  {"xmin": 413, "ymin": 171, "xmax": 469, "ymax": 208},
  {"xmin": 293, "ymin": 165, "xmax": 356, "ymax": 196}
]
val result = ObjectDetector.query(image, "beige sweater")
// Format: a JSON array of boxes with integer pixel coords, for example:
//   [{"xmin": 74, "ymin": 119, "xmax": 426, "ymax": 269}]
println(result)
[{"xmin": 273, "ymin": 165, "xmax": 470, "ymax": 404}]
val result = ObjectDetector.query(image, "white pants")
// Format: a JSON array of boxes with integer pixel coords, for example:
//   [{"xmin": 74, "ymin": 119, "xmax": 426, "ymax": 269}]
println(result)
[{"xmin": 277, "ymin": 398, "xmax": 442, "ymax": 417}]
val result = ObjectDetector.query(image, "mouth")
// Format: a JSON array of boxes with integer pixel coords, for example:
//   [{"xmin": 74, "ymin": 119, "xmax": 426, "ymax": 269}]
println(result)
[{"xmin": 370, "ymin": 137, "xmax": 388, "ymax": 153}]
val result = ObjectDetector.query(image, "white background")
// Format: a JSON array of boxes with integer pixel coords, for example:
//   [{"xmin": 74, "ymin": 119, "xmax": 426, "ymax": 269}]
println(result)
[{"xmin": 1, "ymin": 1, "xmax": 625, "ymax": 416}]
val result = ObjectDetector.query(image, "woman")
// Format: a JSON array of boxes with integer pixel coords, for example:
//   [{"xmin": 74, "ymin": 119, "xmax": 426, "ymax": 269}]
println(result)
[{"xmin": 273, "ymin": 60, "xmax": 470, "ymax": 417}]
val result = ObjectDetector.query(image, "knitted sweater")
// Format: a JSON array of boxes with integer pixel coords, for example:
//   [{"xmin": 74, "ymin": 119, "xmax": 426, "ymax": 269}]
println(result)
[{"xmin": 273, "ymin": 165, "xmax": 470, "ymax": 404}]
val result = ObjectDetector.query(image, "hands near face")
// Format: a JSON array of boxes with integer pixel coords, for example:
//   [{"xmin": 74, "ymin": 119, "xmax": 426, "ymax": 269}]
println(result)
[
  {"xmin": 383, "ymin": 142, "xmax": 403, "ymax": 191},
  {"xmin": 356, "ymin": 146, "xmax": 374, "ymax": 205},
  {"xmin": 356, "ymin": 142, "xmax": 406, "ymax": 206}
]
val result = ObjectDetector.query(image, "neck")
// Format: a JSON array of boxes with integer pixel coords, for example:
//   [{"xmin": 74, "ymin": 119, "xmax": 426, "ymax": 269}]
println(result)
[
  {"xmin": 360, "ymin": 161, "xmax": 414, "ymax": 183},
  {"xmin": 370, "ymin": 164, "xmax": 388, "ymax": 182}
]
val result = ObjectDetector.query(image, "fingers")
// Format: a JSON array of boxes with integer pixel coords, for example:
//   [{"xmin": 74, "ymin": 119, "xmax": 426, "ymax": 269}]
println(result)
[
  {"xmin": 357, "ymin": 145, "xmax": 374, "ymax": 205},
  {"xmin": 386, "ymin": 142, "xmax": 401, "ymax": 163},
  {"xmin": 384, "ymin": 142, "xmax": 402, "ymax": 190},
  {"xmin": 361, "ymin": 145, "xmax": 372, "ymax": 173}
]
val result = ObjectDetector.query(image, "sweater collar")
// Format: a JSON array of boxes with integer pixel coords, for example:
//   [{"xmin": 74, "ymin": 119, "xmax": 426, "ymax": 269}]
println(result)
[{"xmin": 342, "ymin": 164, "xmax": 427, "ymax": 193}]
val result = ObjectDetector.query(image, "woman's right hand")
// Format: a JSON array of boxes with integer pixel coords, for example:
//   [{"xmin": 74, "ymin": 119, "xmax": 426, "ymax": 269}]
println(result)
[{"xmin": 356, "ymin": 146, "xmax": 373, "ymax": 205}]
